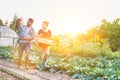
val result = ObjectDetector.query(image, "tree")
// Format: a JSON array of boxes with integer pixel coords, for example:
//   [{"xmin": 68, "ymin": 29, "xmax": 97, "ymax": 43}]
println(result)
[
  {"xmin": 0, "ymin": 19, "xmax": 4, "ymax": 26},
  {"xmin": 4, "ymin": 20, "xmax": 9, "ymax": 27},
  {"xmin": 108, "ymin": 18, "xmax": 120, "ymax": 51},
  {"xmin": 98, "ymin": 18, "xmax": 120, "ymax": 51},
  {"xmin": 9, "ymin": 14, "xmax": 18, "ymax": 31}
]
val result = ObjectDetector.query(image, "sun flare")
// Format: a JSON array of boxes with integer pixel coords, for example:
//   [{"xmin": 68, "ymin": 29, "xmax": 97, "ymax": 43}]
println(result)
[{"xmin": 62, "ymin": 17, "xmax": 85, "ymax": 34}]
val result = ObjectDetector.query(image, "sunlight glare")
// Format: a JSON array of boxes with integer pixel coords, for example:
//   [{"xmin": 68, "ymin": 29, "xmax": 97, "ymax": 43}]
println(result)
[{"xmin": 62, "ymin": 17, "xmax": 85, "ymax": 34}]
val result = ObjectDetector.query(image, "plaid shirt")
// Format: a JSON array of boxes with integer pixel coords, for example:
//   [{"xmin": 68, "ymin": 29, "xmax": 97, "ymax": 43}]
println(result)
[{"xmin": 18, "ymin": 26, "xmax": 35, "ymax": 43}]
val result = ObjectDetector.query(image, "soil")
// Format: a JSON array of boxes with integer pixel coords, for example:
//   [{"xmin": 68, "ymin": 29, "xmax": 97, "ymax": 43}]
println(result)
[
  {"xmin": 0, "ymin": 71, "xmax": 20, "ymax": 80},
  {"xmin": 0, "ymin": 59, "xmax": 76, "ymax": 80}
]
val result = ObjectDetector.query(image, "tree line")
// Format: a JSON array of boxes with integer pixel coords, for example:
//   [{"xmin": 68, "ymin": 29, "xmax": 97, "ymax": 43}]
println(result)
[{"xmin": 0, "ymin": 14, "xmax": 17, "ymax": 31}]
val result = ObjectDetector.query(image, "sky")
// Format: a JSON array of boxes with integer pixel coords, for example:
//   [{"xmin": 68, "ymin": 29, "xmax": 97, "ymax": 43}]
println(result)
[{"xmin": 0, "ymin": 0, "xmax": 120, "ymax": 34}]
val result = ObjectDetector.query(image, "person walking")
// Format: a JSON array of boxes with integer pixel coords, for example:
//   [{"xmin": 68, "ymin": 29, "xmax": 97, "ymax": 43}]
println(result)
[
  {"xmin": 18, "ymin": 18, "xmax": 35, "ymax": 69},
  {"xmin": 37, "ymin": 21, "xmax": 52, "ymax": 71}
]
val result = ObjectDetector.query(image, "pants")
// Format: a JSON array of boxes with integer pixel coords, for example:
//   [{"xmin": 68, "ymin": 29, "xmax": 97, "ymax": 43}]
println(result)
[
  {"xmin": 19, "ymin": 43, "xmax": 30, "ymax": 54},
  {"xmin": 39, "ymin": 46, "xmax": 49, "ymax": 63},
  {"xmin": 18, "ymin": 43, "xmax": 30, "ymax": 66}
]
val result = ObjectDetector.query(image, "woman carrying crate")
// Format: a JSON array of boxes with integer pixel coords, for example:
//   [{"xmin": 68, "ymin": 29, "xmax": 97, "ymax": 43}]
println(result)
[{"xmin": 37, "ymin": 21, "xmax": 52, "ymax": 71}]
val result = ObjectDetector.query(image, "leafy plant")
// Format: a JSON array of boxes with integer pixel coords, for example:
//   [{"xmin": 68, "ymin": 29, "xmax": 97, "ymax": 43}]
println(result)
[
  {"xmin": 0, "ymin": 46, "xmax": 13, "ymax": 59},
  {"xmin": 45, "ymin": 52, "xmax": 120, "ymax": 80}
]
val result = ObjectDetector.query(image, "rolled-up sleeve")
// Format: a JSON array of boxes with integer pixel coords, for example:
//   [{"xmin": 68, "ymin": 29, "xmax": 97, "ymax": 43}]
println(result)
[{"xmin": 31, "ymin": 27, "xmax": 35, "ymax": 39}]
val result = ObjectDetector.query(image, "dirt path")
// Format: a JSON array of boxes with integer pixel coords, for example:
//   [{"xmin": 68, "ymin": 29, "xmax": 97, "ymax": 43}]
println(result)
[
  {"xmin": 0, "ymin": 59, "xmax": 75, "ymax": 80},
  {"xmin": 0, "ymin": 70, "xmax": 20, "ymax": 80}
]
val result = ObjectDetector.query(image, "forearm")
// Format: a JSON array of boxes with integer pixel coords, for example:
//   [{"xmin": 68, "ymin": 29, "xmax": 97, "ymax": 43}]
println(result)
[
  {"xmin": 19, "ymin": 36, "xmax": 32, "ymax": 40},
  {"xmin": 36, "ymin": 34, "xmax": 42, "ymax": 37}
]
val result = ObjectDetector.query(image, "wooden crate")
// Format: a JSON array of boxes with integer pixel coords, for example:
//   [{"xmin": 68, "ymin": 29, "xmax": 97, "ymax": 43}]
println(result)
[{"xmin": 35, "ymin": 37, "xmax": 53, "ymax": 45}]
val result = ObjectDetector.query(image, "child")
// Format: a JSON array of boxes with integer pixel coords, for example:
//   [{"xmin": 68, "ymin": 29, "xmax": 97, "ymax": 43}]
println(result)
[{"xmin": 13, "ymin": 18, "xmax": 24, "ymax": 52}]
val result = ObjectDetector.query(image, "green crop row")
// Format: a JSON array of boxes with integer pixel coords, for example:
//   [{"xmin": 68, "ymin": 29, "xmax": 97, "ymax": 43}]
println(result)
[
  {"xmin": 0, "ymin": 46, "xmax": 13, "ymax": 59},
  {"xmin": 46, "ymin": 54, "xmax": 120, "ymax": 80},
  {"xmin": 1, "ymin": 42, "xmax": 120, "ymax": 80}
]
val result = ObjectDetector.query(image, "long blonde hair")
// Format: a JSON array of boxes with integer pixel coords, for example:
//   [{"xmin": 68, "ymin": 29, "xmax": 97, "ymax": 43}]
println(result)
[{"xmin": 14, "ymin": 18, "xmax": 22, "ymax": 32}]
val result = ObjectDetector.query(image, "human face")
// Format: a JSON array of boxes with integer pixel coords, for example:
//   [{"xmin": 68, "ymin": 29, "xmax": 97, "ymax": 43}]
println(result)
[
  {"xmin": 18, "ymin": 20, "xmax": 22, "ymax": 24},
  {"xmin": 42, "ymin": 22, "xmax": 48, "ymax": 29},
  {"xmin": 27, "ymin": 20, "xmax": 32, "ymax": 27},
  {"xmin": 17, "ymin": 19, "xmax": 23, "ymax": 26}
]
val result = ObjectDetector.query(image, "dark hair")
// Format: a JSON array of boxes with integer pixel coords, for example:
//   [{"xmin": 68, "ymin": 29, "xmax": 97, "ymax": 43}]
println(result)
[
  {"xmin": 28, "ymin": 18, "xmax": 34, "ymax": 24},
  {"xmin": 14, "ymin": 18, "xmax": 22, "ymax": 32}
]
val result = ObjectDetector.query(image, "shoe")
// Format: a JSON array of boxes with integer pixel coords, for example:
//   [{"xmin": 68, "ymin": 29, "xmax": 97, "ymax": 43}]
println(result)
[
  {"xmin": 39, "ymin": 62, "xmax": 47, "ymax": 72},
  {"xmin": 39, "ymin": 63, "xmax": 44, "ymax": 71},
  {"xmin": 25, "ymin": 65, "xmax": 29, "ymax": 70},
  {"xmin": 31, "ymin": 49, "xmax": 34, "ymax": 51}
]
